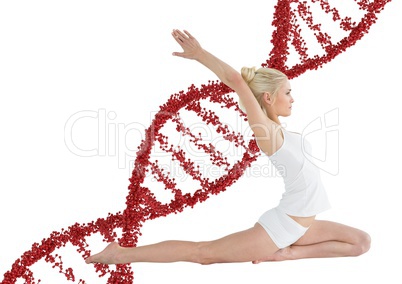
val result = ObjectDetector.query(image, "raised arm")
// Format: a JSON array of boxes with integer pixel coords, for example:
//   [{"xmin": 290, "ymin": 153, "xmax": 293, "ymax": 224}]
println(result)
[
  {"xmin": 172, "ymin": 30, "xmax": 241, "ymax": 90},
  {"xmin": 172, "ymin": 29, "xmax": 282, "ymax": 155}
]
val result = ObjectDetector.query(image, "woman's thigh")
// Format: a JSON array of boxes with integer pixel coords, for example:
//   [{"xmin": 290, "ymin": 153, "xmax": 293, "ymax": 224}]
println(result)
[{"xmin": 293, "ymin": 220, "xmax": 368, "ymax": 246}]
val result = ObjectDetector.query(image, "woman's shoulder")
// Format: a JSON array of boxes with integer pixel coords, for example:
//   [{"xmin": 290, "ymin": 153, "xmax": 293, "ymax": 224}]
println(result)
[{"xmin": 258, "ymin": 124, "xmax": 284, "ymax": 157}]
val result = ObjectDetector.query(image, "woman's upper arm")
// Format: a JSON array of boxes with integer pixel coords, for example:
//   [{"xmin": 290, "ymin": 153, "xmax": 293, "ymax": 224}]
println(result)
[{"xmin": 232, "ymin": 73, "xmax": 271, "ymax": 131}]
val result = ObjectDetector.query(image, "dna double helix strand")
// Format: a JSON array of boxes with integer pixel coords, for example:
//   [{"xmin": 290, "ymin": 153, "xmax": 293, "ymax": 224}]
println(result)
[{"xmin": 0, "ymin": 1, "xmax": 392, "ymax": 283}]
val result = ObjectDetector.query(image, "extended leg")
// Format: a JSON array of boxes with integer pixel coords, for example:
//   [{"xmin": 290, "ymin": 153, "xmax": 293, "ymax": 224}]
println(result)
[
  {"xmin": 85, "ymin": 223, "xmax": 279, "ymax": 265},
  {"xmin": 253, "ymin": 220, "xmax": 371, "ymax": 263}
]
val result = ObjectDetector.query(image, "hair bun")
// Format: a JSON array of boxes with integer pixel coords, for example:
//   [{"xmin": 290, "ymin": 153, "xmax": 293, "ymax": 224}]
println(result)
[{"xmin": 241, "ymin": 66, "xmax": 257, "ymax": 84}]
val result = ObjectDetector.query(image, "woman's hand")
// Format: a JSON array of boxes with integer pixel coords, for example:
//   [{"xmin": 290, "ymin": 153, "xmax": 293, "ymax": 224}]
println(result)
[{"xmin": 172, "ymin": 29, "xmax": 203, "ymax": 60}]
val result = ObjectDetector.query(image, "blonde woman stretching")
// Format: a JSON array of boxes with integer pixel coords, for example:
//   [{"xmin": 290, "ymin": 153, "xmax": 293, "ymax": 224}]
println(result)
[{"xmin": 86, "ymin": 29, "xmax": 370, "ymax": 265}]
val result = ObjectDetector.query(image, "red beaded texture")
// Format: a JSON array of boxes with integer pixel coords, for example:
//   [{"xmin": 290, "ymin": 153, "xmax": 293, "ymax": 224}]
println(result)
[{"xmin": 0, "ymin": 1, "xmax": 391, "ymax": 283}]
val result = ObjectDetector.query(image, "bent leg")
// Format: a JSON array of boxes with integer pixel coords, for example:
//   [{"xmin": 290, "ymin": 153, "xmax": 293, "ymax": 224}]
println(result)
[
  {"xmin": 253, "ymin": 220, "xmax": 371, "ymax": 263},
  {"xmin": 86, "ymin": 223, "xmax": 279, "ymax": 265}
]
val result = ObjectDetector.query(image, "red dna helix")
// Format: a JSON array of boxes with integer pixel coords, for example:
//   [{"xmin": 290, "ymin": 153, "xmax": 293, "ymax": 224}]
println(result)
[{"xmin": 0, "ymin": 0, "xmax": 391, "ymax": 283}]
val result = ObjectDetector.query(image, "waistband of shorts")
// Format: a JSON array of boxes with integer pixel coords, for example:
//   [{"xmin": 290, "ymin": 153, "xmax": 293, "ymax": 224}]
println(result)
[{"xmin": 275, "ymin": 207, "xmax": 311, "ymax": 231}]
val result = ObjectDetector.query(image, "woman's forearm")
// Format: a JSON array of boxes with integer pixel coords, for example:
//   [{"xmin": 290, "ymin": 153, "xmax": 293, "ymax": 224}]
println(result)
[{"xmin": 195, "ymin": 48, "xmax": 240, "ymax": 90}]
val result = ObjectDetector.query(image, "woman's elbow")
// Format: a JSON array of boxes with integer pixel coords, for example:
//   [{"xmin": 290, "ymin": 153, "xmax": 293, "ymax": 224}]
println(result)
[{"xmin": 227, "ymin": 72, "xmax": 245, "ymax": 90}]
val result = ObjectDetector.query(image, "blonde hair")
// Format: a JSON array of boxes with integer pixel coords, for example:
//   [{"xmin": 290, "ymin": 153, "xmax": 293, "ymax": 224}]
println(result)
[{"xmin": 240, "ymin": 66, "xmax": 287, "ymax": 114}]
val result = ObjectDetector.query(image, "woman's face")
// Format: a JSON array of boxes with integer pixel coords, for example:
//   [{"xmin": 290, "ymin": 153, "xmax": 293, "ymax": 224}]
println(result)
[{"xmin": 272, "ymin": 80, "xmax": 294, "ymax": 117}]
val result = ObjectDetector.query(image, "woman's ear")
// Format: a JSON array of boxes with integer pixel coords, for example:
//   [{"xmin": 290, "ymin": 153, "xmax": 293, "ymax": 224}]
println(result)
[{"xmin": 263, "ymin": 92, "xmax": 273, "ymax": 105}]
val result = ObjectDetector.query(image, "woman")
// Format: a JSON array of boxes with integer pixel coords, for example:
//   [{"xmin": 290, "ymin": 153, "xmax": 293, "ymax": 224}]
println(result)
[{"xmin": 85, "ymin": 29, "xmax": 370, "ymax": 265}]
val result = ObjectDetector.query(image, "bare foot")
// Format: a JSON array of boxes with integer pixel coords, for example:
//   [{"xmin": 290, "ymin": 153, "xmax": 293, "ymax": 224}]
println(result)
[
  {"xmin": 252, "ymin": 247, "xmax": 293, "ymax": 264},
  {"xmin": 85, "ymin": 242, "xmax": 123, "ymax": 264}
]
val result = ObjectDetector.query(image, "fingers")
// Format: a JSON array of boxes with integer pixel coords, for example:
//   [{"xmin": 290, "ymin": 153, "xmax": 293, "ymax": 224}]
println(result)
[
  {"xmin": 171, "ymin": 30, "xmax": 185, "ymax": 57},
  {"xmin": 172, "ymin": 51, "xmax": 185, "ymax": 58},
  {"xmin": 183, "ymin": 30, "xmax": 194, "ymax": 39},
  {"xmin": 171, "ymin": 29, "xmax": 189, "ymax": 58},
  {"xmin": 172, "ymin": 29, "xmax": 195, "ymax": 44},
  {"xmin": 172, "ymin": 29, "xmax": 188, "ymax": 43},
  {"xmin": 171, "ymin": 29, "xmax": 200, "ymax": 59}
]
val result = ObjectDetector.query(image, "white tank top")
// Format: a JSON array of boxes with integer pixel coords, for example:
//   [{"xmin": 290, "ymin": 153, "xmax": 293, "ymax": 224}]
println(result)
[{"xmin": 268, "ymin": 128, "xmax": 331, "ymax": 217}]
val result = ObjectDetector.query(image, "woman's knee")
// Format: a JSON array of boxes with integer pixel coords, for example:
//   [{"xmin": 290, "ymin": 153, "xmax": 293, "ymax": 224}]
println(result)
[
  {"xmin": 193, "ymin": 241, "xmax": 217, "ymax": 265},
  {"xmin": 351, "ymin": 230, "xmax": 371, "ymax": 256}
]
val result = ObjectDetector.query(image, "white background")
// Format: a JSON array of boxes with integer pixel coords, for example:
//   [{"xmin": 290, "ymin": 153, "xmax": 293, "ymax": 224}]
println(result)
[{"xmin": 1, "ymin": 0, "xmax": 401, "ymax": 283}]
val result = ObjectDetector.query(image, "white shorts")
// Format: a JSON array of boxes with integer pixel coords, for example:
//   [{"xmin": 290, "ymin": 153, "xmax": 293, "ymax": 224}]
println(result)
[{"xmin": 258, "ymin": 207, "xmax": 309, "ymax": 249}]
